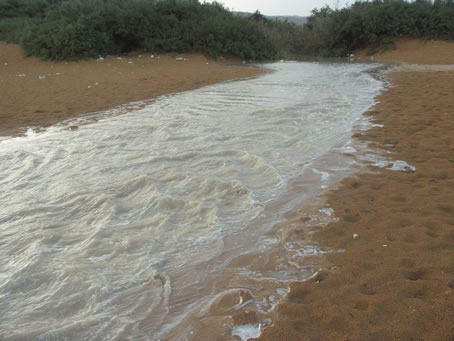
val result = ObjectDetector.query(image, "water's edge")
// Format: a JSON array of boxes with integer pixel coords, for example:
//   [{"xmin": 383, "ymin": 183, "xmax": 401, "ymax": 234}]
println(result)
[{"xmin": 0, "ymin": 62, "xmax": 385, "ymax": 340}]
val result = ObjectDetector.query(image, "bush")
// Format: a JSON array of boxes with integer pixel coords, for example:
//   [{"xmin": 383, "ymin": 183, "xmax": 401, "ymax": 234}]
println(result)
[
  {"xmin": 1, "ymin": 0, "xmax": 281, "ymax": 61},
  {"xmin": 293, "ymin": 0, "xmax": 454, "ymax": 57}
]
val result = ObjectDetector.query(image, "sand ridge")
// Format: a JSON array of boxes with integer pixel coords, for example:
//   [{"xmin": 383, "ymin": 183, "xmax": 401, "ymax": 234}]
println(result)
[{"xmin": 0, "ymin": 41, "xmax": 263, "ymax": 137}]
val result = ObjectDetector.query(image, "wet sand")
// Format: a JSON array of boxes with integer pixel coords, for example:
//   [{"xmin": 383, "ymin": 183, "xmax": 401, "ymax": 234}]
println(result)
[
  {"xmin": 258, "ymin": 40, "xmax": 454, "ymax": 340},
  {"xmin": 0, "ymin": 41, "xmax": 263, "ymax": 136}
]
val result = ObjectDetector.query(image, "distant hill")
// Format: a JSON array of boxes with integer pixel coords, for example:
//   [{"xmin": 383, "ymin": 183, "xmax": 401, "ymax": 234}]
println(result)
[{"xmin": 234, "ymin": 12, "xmax": 307, "ymax": 25}]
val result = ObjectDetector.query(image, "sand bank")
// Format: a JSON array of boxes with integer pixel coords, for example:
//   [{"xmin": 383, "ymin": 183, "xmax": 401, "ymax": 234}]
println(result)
[
  {"xmin": 0, "ymin": 42, "xmax": 263, "ymax": 136},
  {"xmin": 356, "ymin": 38, "xmax": 454, "ymax": 65},
  {"xmin": 257, "ymin": 40, "xmax": 454, "ymax": 340}
]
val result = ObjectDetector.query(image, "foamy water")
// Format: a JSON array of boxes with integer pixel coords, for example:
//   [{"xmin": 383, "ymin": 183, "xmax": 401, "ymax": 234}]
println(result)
[{"xmin": 0, "ymin": 62, "xmax": 383, "ymax": 340}]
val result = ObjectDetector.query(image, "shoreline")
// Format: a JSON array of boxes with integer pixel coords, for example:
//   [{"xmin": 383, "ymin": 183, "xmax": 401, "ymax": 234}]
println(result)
[
  {"xmin": 2, "ymin": 39, "xmax": 453, "ymax": 339},
  {"xmin": 0, "ymin": 41, "xmax": 264, "ymax": 137},
  {"xmin": 258, "ymin": 48, "xmax": 454, "ymax": 339}
]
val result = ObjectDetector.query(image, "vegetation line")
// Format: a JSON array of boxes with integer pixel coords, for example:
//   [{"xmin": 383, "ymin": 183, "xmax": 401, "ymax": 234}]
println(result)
[{"xmin": 0, "ymin": 0, "xmax": 453, "ymax": 61}]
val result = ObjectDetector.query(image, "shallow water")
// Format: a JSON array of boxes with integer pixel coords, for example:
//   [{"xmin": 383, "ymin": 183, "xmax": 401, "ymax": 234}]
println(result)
[{"xmin": 0, "ymin": 62, "xmax": 383, "ymax": 340}]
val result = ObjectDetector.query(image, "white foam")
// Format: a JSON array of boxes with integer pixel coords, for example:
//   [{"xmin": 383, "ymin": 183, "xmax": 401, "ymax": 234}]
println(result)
[
  {"xmin": 312, "ymin": 168, "xmax": 329, "ymax": 182},
  {"xmin": 389, "ymin": 160, "xmax": 416, "ymax": 172},
  {"xmin": 232, "ymin": 323, "xmax": 262, "ymax": 341},
  {"xmin": 319, "ymin": 208, "xmax": 334, "ymax": 216}
]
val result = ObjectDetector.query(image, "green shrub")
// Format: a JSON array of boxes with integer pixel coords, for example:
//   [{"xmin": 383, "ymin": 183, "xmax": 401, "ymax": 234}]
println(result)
[
  {"xmin": 1, "ymin": 0, "xmax": 281, "ymax": 61},
  {"xmin": 293, "ymin": 0, "xmax": 454, "ymax": 57}
]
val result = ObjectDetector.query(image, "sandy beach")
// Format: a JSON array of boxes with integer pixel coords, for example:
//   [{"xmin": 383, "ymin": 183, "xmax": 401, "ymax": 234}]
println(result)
[
  {"xmin": 257, "ymin": 41, "xmax": 454, "ymax": 340},
  {"xmin": 0, "ymin": 41, "xmax": 263, "ymax": 137},
  {"xmin": 1, "ymin": 39, "xmax": 453, "ymax": 340}
]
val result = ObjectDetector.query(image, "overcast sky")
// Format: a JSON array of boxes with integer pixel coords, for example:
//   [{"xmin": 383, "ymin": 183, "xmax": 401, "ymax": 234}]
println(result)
[{"xmin": 207, "ymin": 0, "xmax": 353, "ymax": 16}]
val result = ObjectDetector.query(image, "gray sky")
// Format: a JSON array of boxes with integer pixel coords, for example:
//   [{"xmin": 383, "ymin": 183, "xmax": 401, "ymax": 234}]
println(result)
[{"xmin": 206, "ymin": 0, "xmax": 353, "ymax": 16}]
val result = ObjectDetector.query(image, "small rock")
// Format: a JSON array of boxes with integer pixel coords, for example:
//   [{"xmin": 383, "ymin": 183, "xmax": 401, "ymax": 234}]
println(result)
[
  {"xmin": 4, "ymin": 62, "xmax": 8, "ymax": 66},
  {"xmin": 353, "ymin": 233, "xmax": 359, "ymax": 240},
  {"xmin": 39, "ymin": 75, "xmax": 46, "ymax": 80},
  {"xmin": 97, "ymin": 56, "xmax": 104, "ymax": 62}
]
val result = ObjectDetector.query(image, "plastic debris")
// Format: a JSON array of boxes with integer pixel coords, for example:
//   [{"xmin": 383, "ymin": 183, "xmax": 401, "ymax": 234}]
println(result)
[
  {"xmin": 39, "ymin": 75, "xmax": 46, "ymax": 80},
  {"xmin": 16, "ymin": 74, "xmax": 26, "ymax": 77},
  {"xmin": 353, "ymin": 233, "xmax": 359, "ymax": 239}
]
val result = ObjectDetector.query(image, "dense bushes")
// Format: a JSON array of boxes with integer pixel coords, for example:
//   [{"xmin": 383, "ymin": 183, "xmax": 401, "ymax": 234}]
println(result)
[
  {"xmin": 0, "ymin": 0, "xmax": 282, "ymax": 60},
  {"xmin": 292, "ymin": 0, "xmax": 454, "ymax": 57},
  {"xmin": 1, "ymin": 0, "xmax": 453, "ymax": 61}
]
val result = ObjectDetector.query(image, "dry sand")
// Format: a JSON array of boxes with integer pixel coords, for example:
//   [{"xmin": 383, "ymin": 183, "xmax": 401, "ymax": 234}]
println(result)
[
  {"xmin": 257, "ymin": 40, "xmax": 454, "ymax": 340},
  {"xmin": 356, "ymin": 38, "xmax": 454, "ymax": 65},
  {"xmin": 0, "ymin": 41, "xmax": 263, "ymax": 136}
]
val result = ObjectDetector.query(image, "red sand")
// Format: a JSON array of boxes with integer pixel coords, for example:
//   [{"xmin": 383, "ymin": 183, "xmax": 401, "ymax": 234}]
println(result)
[{"xmin": 257, "ymin": 39, "xmax": 454, "ymax": 341}]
